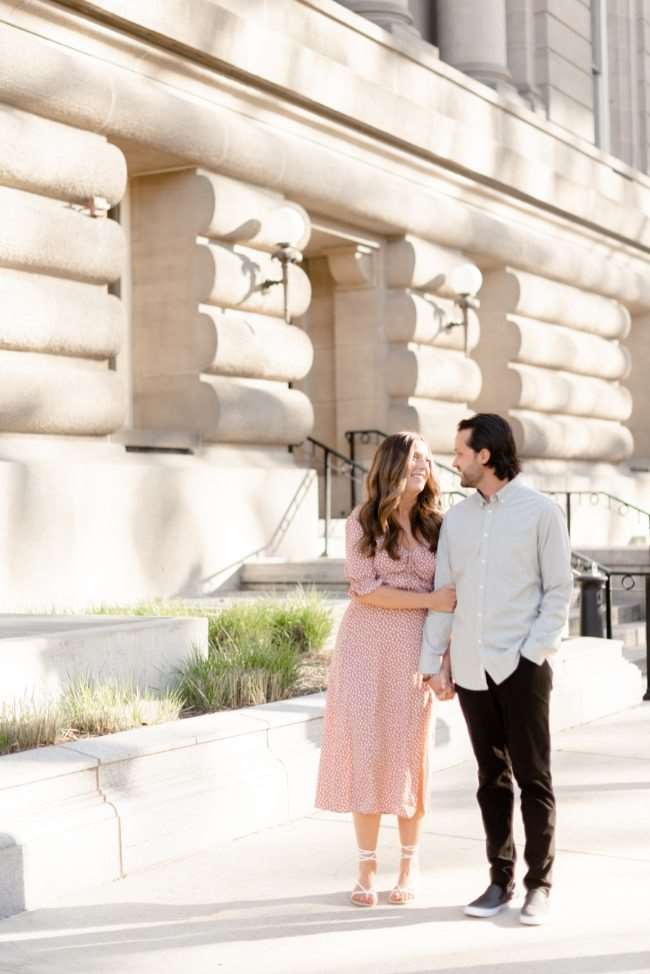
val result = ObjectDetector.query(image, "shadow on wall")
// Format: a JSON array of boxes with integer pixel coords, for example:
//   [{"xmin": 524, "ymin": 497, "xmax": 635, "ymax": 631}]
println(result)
[
  {"xmin": 198, "ymin": 468, "xmax": 316, "ymax": 595},
  {"xmin": 130, "ymin": 466, "xmax": 205, "ymax": 600}
]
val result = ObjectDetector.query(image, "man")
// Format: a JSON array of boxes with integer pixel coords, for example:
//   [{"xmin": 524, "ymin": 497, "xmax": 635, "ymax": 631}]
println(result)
[{"xmin": 420, "ymin": 413, "xmax": 573, "ymax": 926}]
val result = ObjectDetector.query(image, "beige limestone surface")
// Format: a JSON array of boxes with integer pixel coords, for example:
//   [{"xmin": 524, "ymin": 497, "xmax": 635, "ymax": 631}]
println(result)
[
  {"xmin": 0, "ymin": 450, "xmax": 319, "ymax": 609},
  {"xmin": 0, "ymin": 705, "xmax": 648, "ymax": 972}
]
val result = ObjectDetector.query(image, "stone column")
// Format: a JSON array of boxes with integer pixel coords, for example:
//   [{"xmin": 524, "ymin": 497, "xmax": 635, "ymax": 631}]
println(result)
[
  {"xmin": 337, "ymin": 1, "xmax": 421, "ymax": 40},
  {"xmin": 505, "ymin": 0, "xmax": 544, "ymax": 111},
  {"xmin": 436, "ymin": 0, "xmax": 512, "ymax": 88}
]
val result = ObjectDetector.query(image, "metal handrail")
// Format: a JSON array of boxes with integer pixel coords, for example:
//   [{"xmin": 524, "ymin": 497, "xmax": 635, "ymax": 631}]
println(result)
[
  {"xmin": 572, "ymin": 548, "xmax": 650, "ymax": 700},
  {"xmin": 296, "ymin": 437, "xmax": 368, "ymax": 556},
  {"xmin": 345, "ymin": 428, "xmax": 461, "ymax": 508},
  {"xmin": 345, "ymin": 436, "xmax": 650, "ymax": 542},
  {"xmin": 546, "ymin": 490, "xmax": 650, "ymax": 542}
]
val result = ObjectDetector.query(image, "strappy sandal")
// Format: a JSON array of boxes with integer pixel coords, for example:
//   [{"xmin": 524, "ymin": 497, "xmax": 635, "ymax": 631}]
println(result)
[
  {"xmin": 350, "ymin": 848, "xmax": 378, "ymax": 908},
  {"xmin": 388, "ymin": 843, "xmax": 418, "ymax": 905}
]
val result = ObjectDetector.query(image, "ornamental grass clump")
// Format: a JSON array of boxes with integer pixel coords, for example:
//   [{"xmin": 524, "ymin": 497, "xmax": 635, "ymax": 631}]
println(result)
[
  {"xmin": 60, "ymin": 678, "xmax": 185, "ymax": 737},
  {"xmin": 0, "ymin": 700, "xmax": 63, "ymax": 755},
  {"xmin": 178, "ymin": 594, "xmax": 333, "ymax": 712}
]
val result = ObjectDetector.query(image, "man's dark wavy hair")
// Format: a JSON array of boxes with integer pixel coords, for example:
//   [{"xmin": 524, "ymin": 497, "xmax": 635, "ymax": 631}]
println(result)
[{"xmin": 458, "ymin": 413, "xmax": 521, "ymax": 482}]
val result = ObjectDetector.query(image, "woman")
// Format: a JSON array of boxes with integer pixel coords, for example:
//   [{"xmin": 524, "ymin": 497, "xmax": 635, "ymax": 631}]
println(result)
[{"xmin": 315, "ymin": 432, "xmax": 455, "ymax": 907}]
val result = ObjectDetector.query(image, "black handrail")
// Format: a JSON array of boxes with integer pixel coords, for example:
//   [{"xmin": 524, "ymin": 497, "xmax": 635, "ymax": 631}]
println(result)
[
  {"xmin": 297, "ymin": 436, "xmax": 649, "ymax": 698},
  {"xmin": 345, "ymin": 435, "xmax": 650, "ymax": 544},
  {"xmin": 572, "ymin": 549, "xmax": 650, "ymax": 700},
  {"xmin": 546, "ymin": 490, "xmax": 650, "ymax": 543},
  {"xmin": 345, "ymin": 428, "xmax": 461, "ymax": 508},
  {"xmin": 297, "ymin": 437, "xmax": 368, "ymax": 556}
]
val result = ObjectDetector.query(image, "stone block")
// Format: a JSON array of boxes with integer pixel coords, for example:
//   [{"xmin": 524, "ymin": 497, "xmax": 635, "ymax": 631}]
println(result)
[
  {"xmin": 0, "ymin": 186, "xmax": 124, "ymax": 284},
  {"xmin": 0, "ymin": 268, "xmax": 125, "ymax": 360},
  {"xmin": 0, "ymin": 745, "xmax": 120, "ymax": 917},
  {"xmin": 0, "ymin": 349, "xmax": 126, "ymax": 435},
  {"xmin": 387, "ymin": 344, "xmax": 482, "ymax": 402},
  {"xmin": 0, "ymin": 104, "xmax": 126, "ymax": 205},
  {"xmin": 510, "ymin": 409, "xmax": 634, "ymax": 461},
  {"xmin": 388, "ymin": 398, "xmax": 472, "ymax": 453},
  {"xmin": 0, "ymin": 616, "xmax": 208, "ymax": 709},
  {"xmin": 480, "ymin": 270, "xmax": 631, "ymax": 339}
]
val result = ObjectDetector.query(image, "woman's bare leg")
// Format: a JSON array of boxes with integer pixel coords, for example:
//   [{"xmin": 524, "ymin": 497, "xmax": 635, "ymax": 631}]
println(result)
[
  {"xmin": 392, "ymin": 811, "xmax": 425, "ymax": 901},
  {"xmin": 352, "ymin": 812, "xmax": 381, "ymax": 903}
]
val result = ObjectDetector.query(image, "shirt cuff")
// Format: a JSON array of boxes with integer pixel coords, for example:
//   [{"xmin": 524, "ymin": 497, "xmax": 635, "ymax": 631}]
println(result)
[{"xmin": 418, "ymin": 645, "xmax": 443, "ymax": 675}]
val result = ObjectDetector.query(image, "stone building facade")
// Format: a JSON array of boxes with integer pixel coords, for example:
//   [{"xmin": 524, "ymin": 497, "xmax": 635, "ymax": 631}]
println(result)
[{"xmin": 0, "ymin": 0, "xmax": 649, "ymax": 607}]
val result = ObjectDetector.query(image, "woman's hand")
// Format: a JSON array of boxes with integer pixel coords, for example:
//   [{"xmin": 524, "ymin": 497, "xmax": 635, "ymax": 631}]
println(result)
[
  {"xmin": 428, "ymin": 584, "xmax": 456, "ymax": 612},
  {"xmin": 424, "ymin": 649, "xmax": 455, "ymax": 701}
]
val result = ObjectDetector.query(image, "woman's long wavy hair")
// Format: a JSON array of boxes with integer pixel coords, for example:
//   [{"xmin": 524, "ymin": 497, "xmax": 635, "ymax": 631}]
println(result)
[{"xmin": 357, "ymin": 432, "xmax": 443, "ymax": 560}]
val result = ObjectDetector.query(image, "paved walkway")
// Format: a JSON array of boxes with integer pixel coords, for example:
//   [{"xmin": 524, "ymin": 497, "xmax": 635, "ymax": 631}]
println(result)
[{"xmin": 0, "ymin": 706, "xmax": 649, "ymax": 974}]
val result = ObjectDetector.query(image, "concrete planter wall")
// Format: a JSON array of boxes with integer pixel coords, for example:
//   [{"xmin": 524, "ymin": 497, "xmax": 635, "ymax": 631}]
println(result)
[{"xmin": 0, "ymin": 636, "xmax": 643, "ymax": 918}]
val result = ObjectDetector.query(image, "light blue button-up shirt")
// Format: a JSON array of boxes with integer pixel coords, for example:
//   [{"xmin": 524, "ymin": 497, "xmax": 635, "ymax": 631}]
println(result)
[{"xmin": 419, "ymin": 476, "xmax": 573, "ymax": 690}]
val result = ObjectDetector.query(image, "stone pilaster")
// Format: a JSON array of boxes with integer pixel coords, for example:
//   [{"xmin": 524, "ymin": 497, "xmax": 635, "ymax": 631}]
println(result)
[{"xmin": 383, "ymin": 236, "xmax": 482, "ymax": 459}]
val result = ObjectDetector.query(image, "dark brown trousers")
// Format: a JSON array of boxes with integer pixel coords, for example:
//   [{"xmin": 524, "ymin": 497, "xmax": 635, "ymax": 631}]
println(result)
[{"xmin": 456, "ymin": 655, "xmax": 556, "ymax": 892}]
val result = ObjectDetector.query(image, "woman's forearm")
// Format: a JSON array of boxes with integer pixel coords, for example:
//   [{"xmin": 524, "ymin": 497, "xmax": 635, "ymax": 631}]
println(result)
[
  {"xmin": 355, "ymin": 585, "xmax": 456, "ymax": 612},
  {"xmin": 354, "ymin": 586, "xmax": 432, "ymax": 610}
]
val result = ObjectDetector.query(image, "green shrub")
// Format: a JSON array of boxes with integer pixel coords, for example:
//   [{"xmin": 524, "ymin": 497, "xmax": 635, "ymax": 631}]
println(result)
[
  {"xmin": 206, "ymin": 591, "xmax": 332, "ymax": 657},
  {"xmin": 177, "ymin": 648, "xmax": 299, "ymax": 712},
  {"xmin": 94, "ymin": 593, "xmax": 333, "ymax": 714}
]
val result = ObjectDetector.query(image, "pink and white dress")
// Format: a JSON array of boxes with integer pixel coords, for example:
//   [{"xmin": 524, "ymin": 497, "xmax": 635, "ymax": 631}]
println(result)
[{"xmin": 315, "ymin": 508, "xmax": 436, "ymax": 818}]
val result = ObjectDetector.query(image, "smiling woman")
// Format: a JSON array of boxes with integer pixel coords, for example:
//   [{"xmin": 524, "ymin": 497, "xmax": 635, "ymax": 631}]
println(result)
[{"xmin": 315, "ymin": 431, "xmax": 456, "ymax": 908}]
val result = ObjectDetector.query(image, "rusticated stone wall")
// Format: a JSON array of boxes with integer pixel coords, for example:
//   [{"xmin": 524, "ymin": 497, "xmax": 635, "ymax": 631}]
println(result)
[
  {"xmin": 130, "ymin": 169, "xmax": 314, "ymax": 446},
  {"xmin": 474, "ymin": 269, "xmax": 633, "ymax": 462},
  {"xmin": 383, "ymin": 236, "xmax": 482, "ymax": 454},
  {"xmin": 0, "ymin": 106, "xmax": 127, "ymax": 435}
]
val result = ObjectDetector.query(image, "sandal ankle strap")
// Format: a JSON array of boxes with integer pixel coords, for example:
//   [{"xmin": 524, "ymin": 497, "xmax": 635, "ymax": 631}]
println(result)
[
  {"xmin": 358, "ymin": 847, "xmax": 377, "ymax": 862},
  {"xmin": 400, "ymin": 844, "xmax": 418, "ymax": 860}
]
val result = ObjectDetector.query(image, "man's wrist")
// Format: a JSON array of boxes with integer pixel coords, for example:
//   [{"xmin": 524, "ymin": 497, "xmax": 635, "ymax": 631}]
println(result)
[{"xmin": 419, "ymin": 654, "xmax": 442, "ymax": 676}]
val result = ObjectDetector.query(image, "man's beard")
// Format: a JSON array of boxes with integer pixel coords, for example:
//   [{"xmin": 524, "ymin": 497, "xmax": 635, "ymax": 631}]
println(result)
[{"xmin": 460, "ymin": 469, "xmax": 479, "ymax": 487}]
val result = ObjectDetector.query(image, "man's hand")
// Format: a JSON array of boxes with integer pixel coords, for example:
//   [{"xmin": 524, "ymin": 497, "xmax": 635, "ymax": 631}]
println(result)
[{"xmin": 423, "ymin": 670, "xmax": 455, "ymax": 701}]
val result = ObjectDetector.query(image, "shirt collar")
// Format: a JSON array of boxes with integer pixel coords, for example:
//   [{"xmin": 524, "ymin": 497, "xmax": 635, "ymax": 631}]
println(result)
[{"xmin": 476, "ymin": 475, "xmax": 521, "ymax": 508}]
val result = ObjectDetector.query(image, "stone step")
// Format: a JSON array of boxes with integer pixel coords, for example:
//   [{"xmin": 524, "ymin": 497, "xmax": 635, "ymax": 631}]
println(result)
[
  {"xmin": 616, "ymin": 619, "xmax": 647, "ymax": 652},
  {"xmin": 579, "ymin": 547, "xmax": 650, "ymax": 568},
  {"xmin": 240, "ymin": 559, "xmax": 347, "ymax": 591}
]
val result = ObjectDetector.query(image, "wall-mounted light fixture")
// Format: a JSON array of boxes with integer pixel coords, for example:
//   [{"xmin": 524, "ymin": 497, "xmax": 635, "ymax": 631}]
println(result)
[
  {"xmin": 261, "ymin": 205, "xmax": 310, "ymax": 324},
  {"xmin": 443, "ymin": 262, "xmax": 483, "ymax": 355}
]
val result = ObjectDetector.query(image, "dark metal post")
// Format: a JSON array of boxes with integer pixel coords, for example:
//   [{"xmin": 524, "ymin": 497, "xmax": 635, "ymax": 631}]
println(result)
[
  {"xmin": 323, "ymin": 448, "xmax": 332, "ymax": 558},
  {"xmin": 348, "ymin": 434, "xmax": 357, "ymax": 509},
  {"xmin": 462, "ymin": 300, "xmax": 469, "ymax": 357},
  {"xmin": 643, "ymin": 575, "xmax": 650, "ymax": 700},
  {"xmin": 605, "ymin": 574, "xmax": 612, "ymax": 639},
  {"xmin": 566, "ymin": 491, "xmax": 572, "ymax": 541}
]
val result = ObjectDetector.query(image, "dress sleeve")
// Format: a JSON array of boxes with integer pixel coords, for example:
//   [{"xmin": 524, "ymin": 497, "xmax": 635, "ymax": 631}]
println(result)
[{"xmin": 345, "ymin": 512, "xmax": 383, "ymax": 597}]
